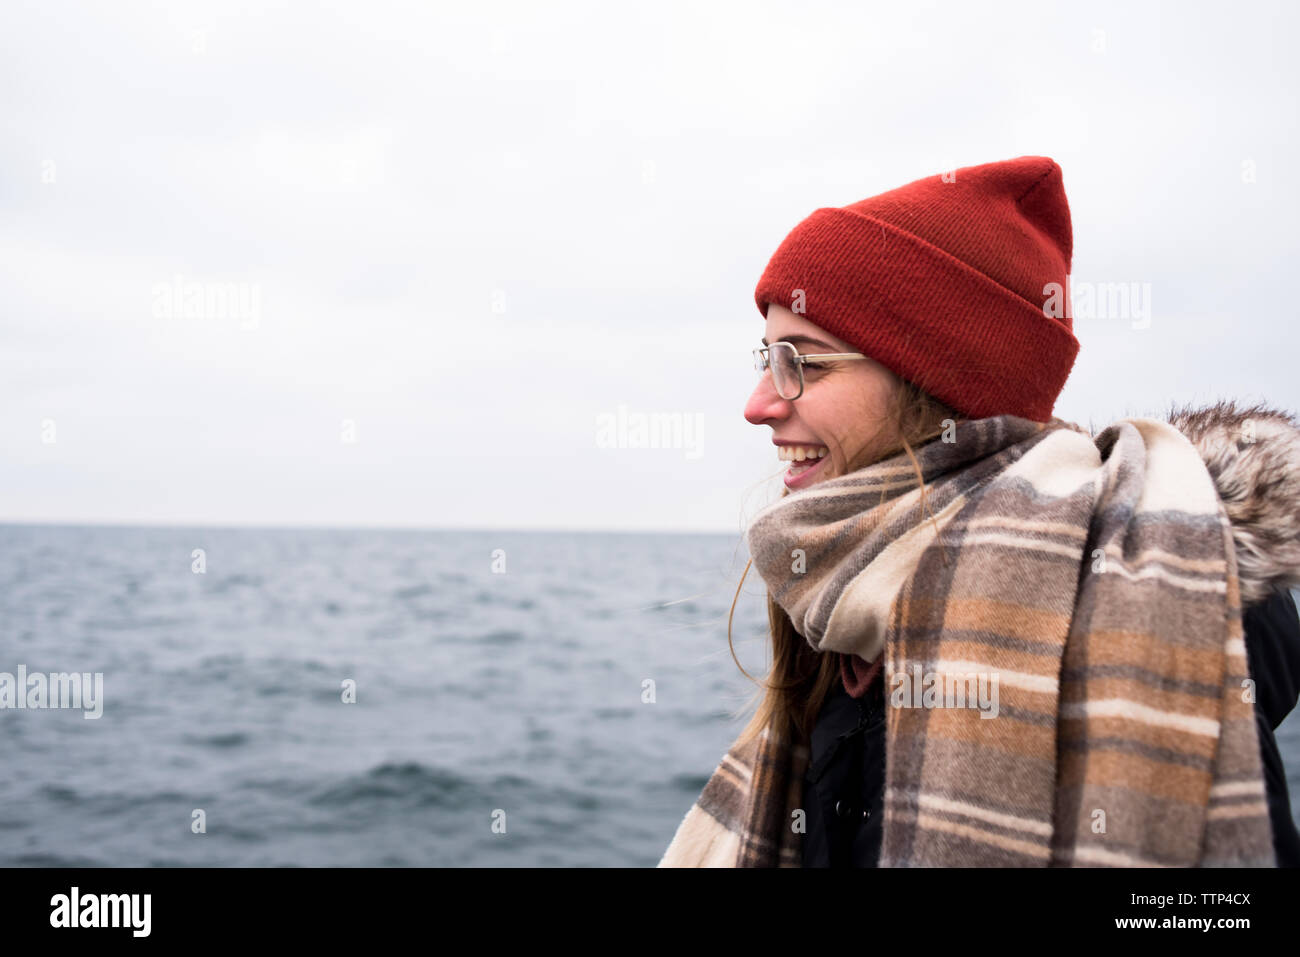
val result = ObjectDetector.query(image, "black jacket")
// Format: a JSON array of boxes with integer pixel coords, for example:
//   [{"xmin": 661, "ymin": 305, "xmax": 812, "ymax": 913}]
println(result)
[{"xmin": 801, "ymin": 585, "xmax": 1300, "ymax": 867}]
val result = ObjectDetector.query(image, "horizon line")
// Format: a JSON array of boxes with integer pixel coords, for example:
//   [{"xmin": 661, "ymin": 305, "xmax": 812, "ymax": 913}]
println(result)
[{"xmin": 0, "ymin": 517, "xmax": 744, "ymax": 537}]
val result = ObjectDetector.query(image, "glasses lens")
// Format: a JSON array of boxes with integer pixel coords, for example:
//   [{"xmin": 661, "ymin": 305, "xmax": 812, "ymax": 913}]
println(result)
[{"xmin": 768, "ymin": 342, "xmax": 801, "ymax": 399}]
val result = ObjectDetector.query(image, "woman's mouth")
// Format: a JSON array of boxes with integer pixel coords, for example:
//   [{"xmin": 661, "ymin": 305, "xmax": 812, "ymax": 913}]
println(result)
[{"xmin": 778, "ymin": 444, "xmax": 830, "ymax": 488}]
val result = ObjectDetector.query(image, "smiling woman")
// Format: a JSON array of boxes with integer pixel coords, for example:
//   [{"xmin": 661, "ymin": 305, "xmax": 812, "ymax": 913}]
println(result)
[{"xmin": 659, "ymin": 155, "xmax": 1300, "ymax": 870}]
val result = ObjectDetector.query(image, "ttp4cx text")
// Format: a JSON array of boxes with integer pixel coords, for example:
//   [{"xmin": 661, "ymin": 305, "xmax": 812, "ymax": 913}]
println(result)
[{"xmin": 1132, "ymin": 893, "xmax": 1250, "ymax": 907}]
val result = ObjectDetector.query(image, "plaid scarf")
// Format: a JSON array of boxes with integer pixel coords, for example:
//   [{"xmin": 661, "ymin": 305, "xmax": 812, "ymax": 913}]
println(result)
[{"xmin": 659, "ymin": 413, "xmax": 1275, "ymax": 867}]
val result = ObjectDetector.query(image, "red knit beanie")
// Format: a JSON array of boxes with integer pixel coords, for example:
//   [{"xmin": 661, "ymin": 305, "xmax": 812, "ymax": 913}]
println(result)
[{"xmin": 753, "ymin": 155, "xmax": 1077, "ymax": 422}]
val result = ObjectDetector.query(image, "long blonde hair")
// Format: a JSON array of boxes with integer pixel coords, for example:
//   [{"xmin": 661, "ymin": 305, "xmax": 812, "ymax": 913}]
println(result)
[{"xmin": 725, "ymin": 376, "xmax": 961, "ymax": 751}]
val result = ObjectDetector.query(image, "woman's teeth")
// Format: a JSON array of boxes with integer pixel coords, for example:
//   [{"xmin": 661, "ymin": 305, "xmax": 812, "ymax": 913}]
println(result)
[
  {"xmin": 779, "ymin": 445, "xmax": 829, "ymax": 478},
  {"xmin": 778, "ymin": 445, "xmax": 829, "ymax": 463}
]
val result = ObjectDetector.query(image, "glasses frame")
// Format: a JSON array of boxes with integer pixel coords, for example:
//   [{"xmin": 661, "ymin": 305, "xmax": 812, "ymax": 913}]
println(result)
[{"xmin": 753, "ymin": 341, "xmax": 868, "ymax": 400}]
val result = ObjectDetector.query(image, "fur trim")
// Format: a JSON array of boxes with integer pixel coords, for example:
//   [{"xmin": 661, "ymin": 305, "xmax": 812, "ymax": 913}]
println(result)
[{"xmin": 1164, "ymin": 398, "xmax": 1300, "ymax": 607}]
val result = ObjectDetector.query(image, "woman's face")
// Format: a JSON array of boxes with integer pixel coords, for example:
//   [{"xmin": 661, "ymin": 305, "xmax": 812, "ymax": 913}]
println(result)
[{"xmin": 744, "ymin": 303, "xmax": 903, "ymax": 490}]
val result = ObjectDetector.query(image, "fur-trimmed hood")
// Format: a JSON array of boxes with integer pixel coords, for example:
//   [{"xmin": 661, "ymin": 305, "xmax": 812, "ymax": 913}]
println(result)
[{"xmin": 1162, "ymin": 399, "xmax": 1300, "ymax": 608}]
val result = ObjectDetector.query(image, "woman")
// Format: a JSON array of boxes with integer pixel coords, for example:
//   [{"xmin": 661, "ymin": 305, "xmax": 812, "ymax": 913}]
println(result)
[{"xmin": 659, "ymin": 156, "xmax": 1300, "ymax": 867}]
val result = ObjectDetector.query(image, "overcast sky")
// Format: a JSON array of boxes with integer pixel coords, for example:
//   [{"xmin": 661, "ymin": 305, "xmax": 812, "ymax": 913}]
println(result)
[{"xmin": 3, "ymin": 0, "xmax": 1297, "ymax": 534}]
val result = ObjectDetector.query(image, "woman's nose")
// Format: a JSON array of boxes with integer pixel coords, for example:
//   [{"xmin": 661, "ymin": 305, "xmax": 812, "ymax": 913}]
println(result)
[{"xmin": 744, "ymin": 371, "xmax": 791, "ymax": 425}]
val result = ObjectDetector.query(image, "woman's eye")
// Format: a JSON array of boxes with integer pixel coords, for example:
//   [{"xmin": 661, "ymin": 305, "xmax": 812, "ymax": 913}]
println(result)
[{"xmin": 802, "ymin": 362, "xmax": 827, "ymax": 371}]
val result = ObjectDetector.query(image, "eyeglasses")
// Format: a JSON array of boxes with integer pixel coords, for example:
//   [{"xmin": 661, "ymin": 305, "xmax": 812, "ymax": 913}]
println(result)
[{"xmin": 753, "ymin": 341, "xmax": 868, "ymax": 400}]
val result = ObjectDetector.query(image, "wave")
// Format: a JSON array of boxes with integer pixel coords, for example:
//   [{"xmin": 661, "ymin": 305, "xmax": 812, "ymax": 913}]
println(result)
[
  {"xmin": 306, "ymin": 761, "xmax": 478, "ymax": 810},
  {"xmin": 182, "ymin": 731, "xmax": 251, "ymax": 748}
]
